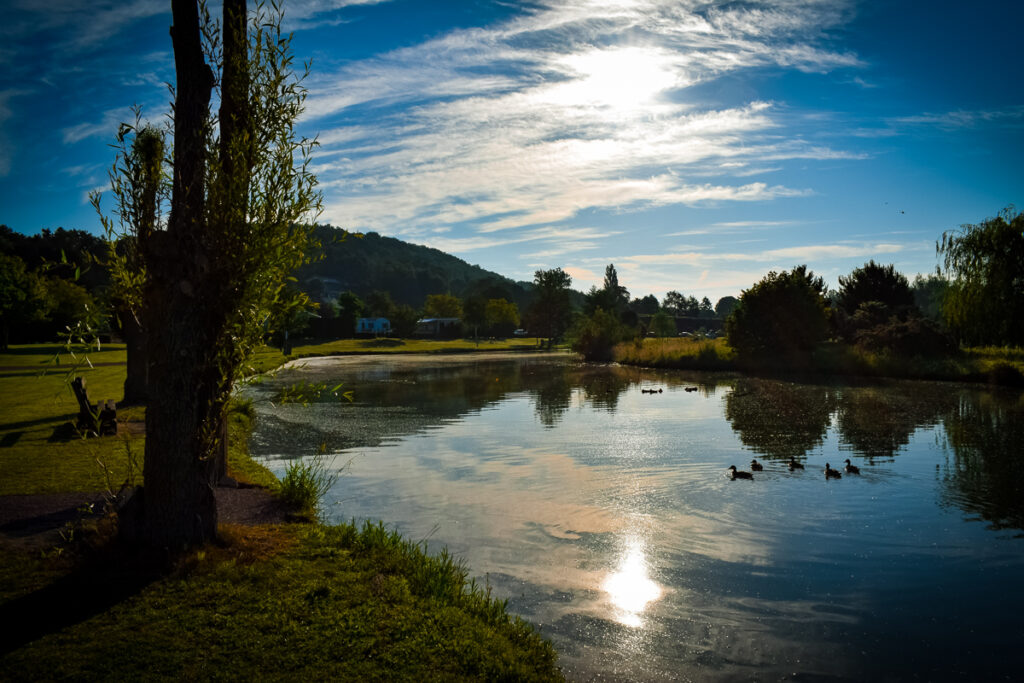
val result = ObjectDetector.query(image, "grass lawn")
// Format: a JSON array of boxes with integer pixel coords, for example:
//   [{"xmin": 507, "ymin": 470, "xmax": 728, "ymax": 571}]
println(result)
[
  {"xmin": 248, "ymin": 336, "xmax": 547, "ymax": 374},
  {"xmin": 0, "ymin": 344, "xmax": 137, "ymax": 495},
  {"xmin": 0, "ymin": 343, "xmax": 562, "ymax": 680}
]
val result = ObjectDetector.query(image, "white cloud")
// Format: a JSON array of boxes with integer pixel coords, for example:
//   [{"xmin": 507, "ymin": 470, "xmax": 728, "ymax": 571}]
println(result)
[
  {"xmin": 305, "ymin": 0, "xmax": 862, "ymax": 243},
  {"xmin": 61, "ymin": 106, "xmax": 137, "ymax": 144}
]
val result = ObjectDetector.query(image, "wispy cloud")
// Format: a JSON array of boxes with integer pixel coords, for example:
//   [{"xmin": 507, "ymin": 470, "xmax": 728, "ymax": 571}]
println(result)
[
  {"xmin": 61, "ymin": 106, "xmax": 138, "ymax": 145},
  {"xmin": 891, "ymin": 105, "xmax": 1024, "ymax": 130},
  {"xmin": 305, "ymin": 0, "xmax": 862, "ymax": 246}
]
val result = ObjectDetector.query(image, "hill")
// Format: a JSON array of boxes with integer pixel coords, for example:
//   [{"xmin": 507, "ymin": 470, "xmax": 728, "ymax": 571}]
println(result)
[{"xmin": 297, "ymin": 226, "xmax": 536, "ymax": 310}]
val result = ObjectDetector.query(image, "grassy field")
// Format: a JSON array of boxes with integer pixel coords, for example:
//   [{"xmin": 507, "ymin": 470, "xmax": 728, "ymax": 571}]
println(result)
[
  {"xmin": 0, "ymin": 343, "xmax": 562, "ymax": 680},
  {"xmin": 613, "ymin": 337, "xmax": 1024, "ymax": 385},
  {"xmin": 248, "ymin": 336, "xmax": 546, "ymax": 374}
]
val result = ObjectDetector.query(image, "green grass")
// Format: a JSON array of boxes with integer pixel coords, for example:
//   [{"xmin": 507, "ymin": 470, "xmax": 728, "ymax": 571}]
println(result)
[
  {"xmin": 1, "ymin": 343, "xmax": 561, "ymax": 679},
  {"xmin": 0, "ymin": 523, "xmax": 561, "ymax": 680},
  {"xmin": 248, "ymin": 337, "xmax": 548, "ymax": 374},
  {"xmin": 0, "ymin": 345, "xmax": 137, "ymax": 495}
]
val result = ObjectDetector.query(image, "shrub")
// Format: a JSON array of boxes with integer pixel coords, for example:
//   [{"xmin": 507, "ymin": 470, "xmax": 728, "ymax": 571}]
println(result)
[
  {"xmin": 852, "ymin": 317, "xmax": 956, "ymax": 358},
  {"xmin": 725, "ymin": 266, "xmax": 829, "ymax": 363},
  {"xmin": 570, "ymin": 307, "xmax": 631, "ymax": 361}
]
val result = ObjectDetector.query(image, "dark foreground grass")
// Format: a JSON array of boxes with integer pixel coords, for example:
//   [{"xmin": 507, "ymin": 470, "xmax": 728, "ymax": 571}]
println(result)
[{"xmin": 0, "ymin": 522, "xmax": 561, "ymax": 680}]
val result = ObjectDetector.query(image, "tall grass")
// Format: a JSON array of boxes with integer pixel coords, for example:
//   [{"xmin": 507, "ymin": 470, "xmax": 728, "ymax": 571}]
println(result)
[
  {"xmin": 614, "ymin": 337, "xmax": 735, "ymax": 370},
  {"xmin": 277, "ymin": 453, "xmax": 338, "ymax": 515}
]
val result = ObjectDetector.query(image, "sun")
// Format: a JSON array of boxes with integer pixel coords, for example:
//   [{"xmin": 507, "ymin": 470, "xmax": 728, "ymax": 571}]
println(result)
[{"xmin": 555, "ymin": 46, "xmax": 683, "ymax": 111}]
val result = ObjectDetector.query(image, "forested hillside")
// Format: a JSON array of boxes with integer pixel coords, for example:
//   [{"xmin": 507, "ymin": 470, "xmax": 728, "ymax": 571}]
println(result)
[{"xmin": 297, "ymin": 226, "xmax": 536, "ymax": 309}]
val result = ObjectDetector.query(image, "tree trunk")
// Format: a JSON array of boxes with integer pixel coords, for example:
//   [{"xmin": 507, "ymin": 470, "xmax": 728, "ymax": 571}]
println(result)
[
  {"xmin": 129, "ymin": 0, "xmax": 219, "ymax": 548},
  {"xmin": 121, "ymin": 314, "xmax": 148, "ymax": 404}
]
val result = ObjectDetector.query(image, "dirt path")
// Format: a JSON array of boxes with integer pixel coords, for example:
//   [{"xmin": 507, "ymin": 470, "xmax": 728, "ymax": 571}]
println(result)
[{"xmin": 0, "ymin": 486, "xmax": 289, "ymax": 550}]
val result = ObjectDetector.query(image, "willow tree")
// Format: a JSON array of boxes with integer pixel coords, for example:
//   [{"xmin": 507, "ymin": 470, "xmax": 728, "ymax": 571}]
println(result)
[
  {"xmin": 119, "ymin": 0, "xmax": 320, "ymax": 547},
  {"xmin": 92, "ymin": 116, "xmax": 165, "ymax": 404},
  {"xmin": 938, "ymin": 207, "xmax": 1024, "ymax": 346}
]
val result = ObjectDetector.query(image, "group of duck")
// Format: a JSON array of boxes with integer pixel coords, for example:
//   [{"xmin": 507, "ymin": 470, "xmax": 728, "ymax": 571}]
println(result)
[{"xmin": 727, "ymin": 458, "xmax": 860, "ymax": 480}]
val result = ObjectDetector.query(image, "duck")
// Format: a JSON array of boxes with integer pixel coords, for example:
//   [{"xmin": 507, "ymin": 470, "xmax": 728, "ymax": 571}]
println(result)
[
  {"xmin": 728, "ymin": 465, "xmax": 754, "ymax": 480},
  {"xmin": 750, "ymin": 459, "xmax": 764, "ymax": 471},
  {"xmin": 844, "ymin": 459, "xmax": 860, "ymax": 475},
  {"xmin": 788, "ymin": 457, "xmax": 805, "ymax": 470},
  {"xmin": 824, "ymin": 462, "xmax": 842, "ymax": 479},
  {"xmin": 684, "ymin": 386, "xmax": 698, "ymax": 392}
]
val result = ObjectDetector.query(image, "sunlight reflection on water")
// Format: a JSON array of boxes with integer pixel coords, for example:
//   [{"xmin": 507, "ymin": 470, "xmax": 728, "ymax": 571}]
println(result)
[
  {"xmin": 603, "ymin": 538, "xmax": 663, "ymax": 627},
  {"xmin": 247, "ymin": 354, "xmax": 1024, "ymax": 681}
]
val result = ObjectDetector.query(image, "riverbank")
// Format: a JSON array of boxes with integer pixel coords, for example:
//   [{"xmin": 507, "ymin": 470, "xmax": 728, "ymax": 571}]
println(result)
[
  {"xmin": 612, "ymin": 337, "xmax": 1024, "ymax": 386},
  {"xmin": 0, "ymin": 343, "xmax": 563, "ymax": 680}
]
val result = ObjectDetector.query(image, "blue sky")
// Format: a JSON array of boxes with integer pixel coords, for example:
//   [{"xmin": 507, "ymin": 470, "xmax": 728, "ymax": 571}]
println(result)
[{"xmin": 2, "ymin": 0, "xmax": 1021, "ymax": 302}]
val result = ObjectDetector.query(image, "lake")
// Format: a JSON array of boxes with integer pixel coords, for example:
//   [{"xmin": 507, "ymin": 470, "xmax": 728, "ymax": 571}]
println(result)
[{"xmin": 246, "ymin": 353, "xmax": 1024, "ymax": 681}]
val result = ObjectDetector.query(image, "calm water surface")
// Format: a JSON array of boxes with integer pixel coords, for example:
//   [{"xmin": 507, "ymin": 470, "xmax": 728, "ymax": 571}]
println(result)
[{"xmin": 247, "ymin": 353, "xmax": 1024, "ymax": 681}]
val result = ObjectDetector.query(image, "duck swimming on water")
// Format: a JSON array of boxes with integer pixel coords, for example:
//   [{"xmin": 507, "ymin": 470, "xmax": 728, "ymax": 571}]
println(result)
[
  {"xmin": 824, "ymin": 463, "xmax": 842, "ymax": 479},
  {"xmin": 728, "ymin": 465, "xmax": 754, "ymax": 480},
  {"xmin": 788, "ymin": 457, "xmax": 805, "ymax": 470},
  {"xmin": 750, "ymin": 459, "xmax": 764, "ymax": 471},
  {"xmin": 844, "ymin": 459, "xmax": 860, "ymax": 474}
]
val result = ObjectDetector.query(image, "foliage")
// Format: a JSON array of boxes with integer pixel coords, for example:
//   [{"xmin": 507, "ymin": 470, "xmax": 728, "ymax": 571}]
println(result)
[
  {"xmin": 298, "ymin": 228, "xmax": 535, "ymax": 311},
  {"xmin": 662, "ymin": 290, "xmax": 700, "ymax": 317},
  {"xmin": 836, "ymin": 260, "xmax": 915, "ymax": 314},
  {"xmin": 484, "ymin": 298, "xmax": 519, "ymax": 336},
  {"xmin": 424, "ymin": 293, "xmax": 463, "ymax": 319},
  {"xmin": 365, "ymin": 290, "xmax": 396, "ymax": 318},
  {"xmin": 390, "ymin": 303, "xmax": 420, "ymax": 337},
  {"xmin": 335, "ymin": 290, "xmax": 364, "ymax": 337},
  {"xmin": 0, "ymin": 252, "xmax": 46, "ymax": 349},
  {"xmin": 938, "ymin": 207, "xmax": 1024, "ymax": 346},
  {"xmin": 725, "ymin": 265, "xmax": 829, "ymax": 362},
  {"xmin": 911, "ymin": 273, "xmax": 949, "ymax": 323},
  {"xmin": 698, "ymin": 296, "xmax": 714, "ymax": 318},
  {"xmin": 852, "ymin": 316, "xmax": 957, "ymax": 358},
  {"xmin": 462, "ymin": 294, "xmax": 487, "ymax": 338},
  {"xmin": 650, "ymin": 310, "xmax": 676, "ymax": 338},
  {"xmin": 277, "ymin": 453, "xmax": 338, "ymax": 515},
  {"xmin": 0, "ymin": 225, "xmax": 110, "ymax": 294},
  {"xmin": 90, "ymin": 112, "xmax": 166, "ymax": 323},
  {"xmin": 629, "ymin": 294, "xmax": 660, "ymax": 315},
  {"xmin": 570, "ymin": 307, "xmax": 631, "ymax": 361},
  {"xmin": 526, "ymin": 268, "xmax": 573, "ymax": 342},
  {"xmin": 274, "ymin": 380, "xmax": 353, "ymax": 406},
  {"xmin": 715, "ymin": 295, "xmax": 739, "ymax": 319},
  {"xmin": 584, "ymin": 264, "xmax": 629, "ymax": 316}
]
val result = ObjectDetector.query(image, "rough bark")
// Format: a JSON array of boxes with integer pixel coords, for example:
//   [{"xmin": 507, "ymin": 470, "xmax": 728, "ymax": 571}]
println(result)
[
  {"xmin": 130, "ymin": 0, "xmax": 219, "ymax": 548},
  {"xmin": 121, "ymin": 315, "xmax": 148, "ymax": 404}
]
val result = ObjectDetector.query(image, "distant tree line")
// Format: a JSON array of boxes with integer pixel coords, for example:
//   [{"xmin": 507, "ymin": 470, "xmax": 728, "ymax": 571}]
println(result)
[{"xmin": 3, "ymin": 207, "xmax": 1020, "ymax": 363}]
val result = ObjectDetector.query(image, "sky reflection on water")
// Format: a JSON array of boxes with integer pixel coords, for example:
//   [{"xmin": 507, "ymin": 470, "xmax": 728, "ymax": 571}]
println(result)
[{"xmin": 247, "ymin": 354, "xmax": 1024, "ymax": 681}]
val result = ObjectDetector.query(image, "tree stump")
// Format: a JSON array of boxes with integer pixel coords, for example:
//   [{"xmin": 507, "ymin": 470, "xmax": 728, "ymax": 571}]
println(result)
[{"xmin": 70, "ymin": 377, "xmax": 117, "ymax": 436}]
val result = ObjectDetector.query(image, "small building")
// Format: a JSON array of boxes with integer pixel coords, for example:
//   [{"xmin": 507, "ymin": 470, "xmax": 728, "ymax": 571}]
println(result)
[
  {"xmin": 414, "ymin": 317, "xmax": 461, "ymax": 339},
  {"xmin": 356, "ymin": 317, "xmax": 391, "ymax": 336}
]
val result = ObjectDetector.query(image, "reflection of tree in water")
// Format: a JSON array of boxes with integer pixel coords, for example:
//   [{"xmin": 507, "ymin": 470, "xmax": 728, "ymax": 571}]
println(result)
[
  {"xmin": 579, "ymin": 368, "xmax": 632, "ymax": 414},
  {"xmin": 529, "ymin": 367, "xmax": 573, "ymax": 428},
  {"xmin": 939, "ymin": 392, "xmax": 1024, "ymax": 531},
  {"xmin": 835, "ymin": 385, "xmax": 954, "ymax": 464},
  {"xmin": 724, "ymin": 378, "xmax": 836, "ymax": 461}
]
